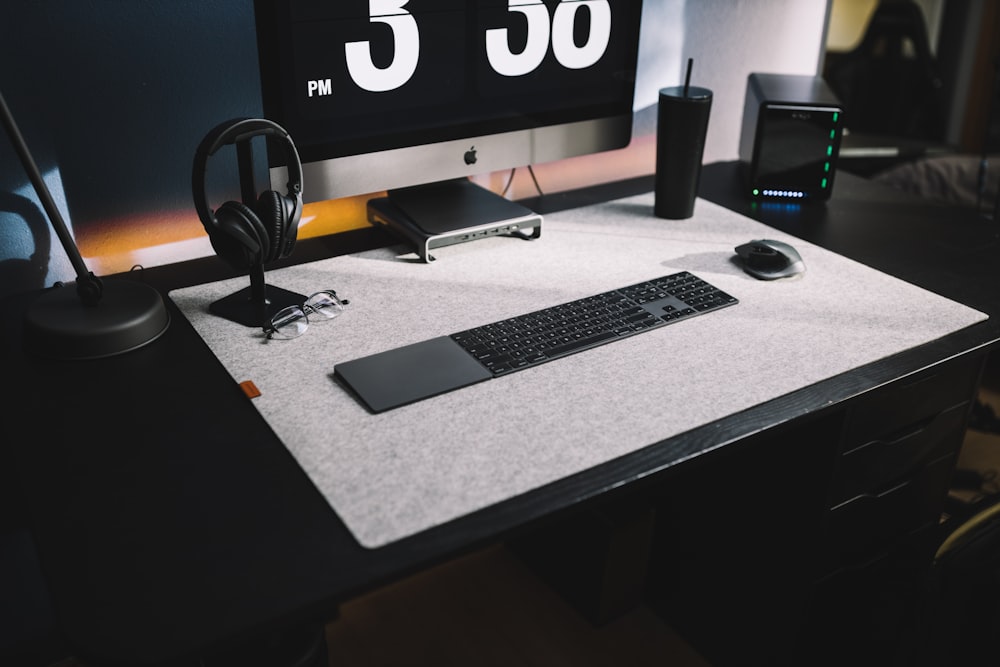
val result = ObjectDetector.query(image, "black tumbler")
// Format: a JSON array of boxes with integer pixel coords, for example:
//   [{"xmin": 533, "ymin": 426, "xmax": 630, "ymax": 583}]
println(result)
[{"xmin": 654, "ymin": 85, "xmax": 712, "ymax": 219}]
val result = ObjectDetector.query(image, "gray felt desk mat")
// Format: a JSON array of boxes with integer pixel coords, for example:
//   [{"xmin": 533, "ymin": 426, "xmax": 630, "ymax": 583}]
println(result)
[{"xmin": 170, "ymin": 195, "xmax": 988, "ymax": 548}]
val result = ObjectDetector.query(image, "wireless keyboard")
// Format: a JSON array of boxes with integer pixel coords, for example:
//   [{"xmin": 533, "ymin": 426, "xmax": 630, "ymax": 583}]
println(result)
[
  {"xmin": 334, "ymin": 271, "xmax": 738, "ymax": 412},
  {"xmin": 451, "ymin": 271, "xmax": 737, "ymax": 376}
]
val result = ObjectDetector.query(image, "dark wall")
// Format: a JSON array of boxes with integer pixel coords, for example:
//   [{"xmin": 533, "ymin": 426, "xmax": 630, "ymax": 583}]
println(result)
[{"xmin": 0, "ymin": 1, "xmax": 263, "ymax": 297}]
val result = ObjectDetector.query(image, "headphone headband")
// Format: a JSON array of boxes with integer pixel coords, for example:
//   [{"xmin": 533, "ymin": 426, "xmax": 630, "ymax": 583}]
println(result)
[{"xmin": 191, "ymin": 117, "xmax": 303, "ymax": 231}]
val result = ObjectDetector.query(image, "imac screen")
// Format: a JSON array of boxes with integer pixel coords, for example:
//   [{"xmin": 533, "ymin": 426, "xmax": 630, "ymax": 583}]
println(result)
[{"xmin": 253, "ymin": 1, "xmax": 643, "ymax": 203}]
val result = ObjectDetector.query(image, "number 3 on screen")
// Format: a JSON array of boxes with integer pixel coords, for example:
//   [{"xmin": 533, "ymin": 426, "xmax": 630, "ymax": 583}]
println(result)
[{"xmin": 345, "ymin": 0, "xmax": 420, "ymax": 93}]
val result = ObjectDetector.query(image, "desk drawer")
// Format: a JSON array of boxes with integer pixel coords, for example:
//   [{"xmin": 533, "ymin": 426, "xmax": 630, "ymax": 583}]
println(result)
[
  {"xmin": 826, "ymin": 454, "xmax": 954, "ymax": 567},
  {"xmin": 843, "ymin": 360, "xmax": 979, "ymax": 447},
  {"xmin": 832, "ymin": 402, "xmax": 968, "ymax": 505}
]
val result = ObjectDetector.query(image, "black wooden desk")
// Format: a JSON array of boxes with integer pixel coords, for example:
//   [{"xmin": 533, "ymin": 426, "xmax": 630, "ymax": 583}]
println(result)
[{"xmin": 2, "ymin": 164, "xmax": 998, "ymax": 666}]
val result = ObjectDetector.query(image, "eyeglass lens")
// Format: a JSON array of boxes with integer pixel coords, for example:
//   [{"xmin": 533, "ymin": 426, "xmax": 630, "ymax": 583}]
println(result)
[{"xmin": 267, "ymin": 291, "xmax": 346, "ymax": 339}]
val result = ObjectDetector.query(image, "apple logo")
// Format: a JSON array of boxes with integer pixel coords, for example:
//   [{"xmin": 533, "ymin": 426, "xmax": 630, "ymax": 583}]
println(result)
[{"xmin": 463, "ymin": 146, "xmax": 477, "ymax": 166}]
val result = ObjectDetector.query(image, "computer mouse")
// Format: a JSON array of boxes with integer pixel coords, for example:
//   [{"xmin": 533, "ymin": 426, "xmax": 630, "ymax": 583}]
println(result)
[{"xmin": 734, "ymin": 239, "xmax": 805, "ymax": 280}]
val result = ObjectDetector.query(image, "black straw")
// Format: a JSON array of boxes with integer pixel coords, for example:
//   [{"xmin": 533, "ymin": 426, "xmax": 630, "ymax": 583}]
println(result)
[{"xmin": 683, "ymin": 58, "xmax": 693, "ymax": 97}]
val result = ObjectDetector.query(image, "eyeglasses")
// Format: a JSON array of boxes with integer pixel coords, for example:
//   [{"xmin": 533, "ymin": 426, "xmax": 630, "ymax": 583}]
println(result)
[{"xmin": 264, "ymin": 290, "xmax": 349, "ymax": 339}]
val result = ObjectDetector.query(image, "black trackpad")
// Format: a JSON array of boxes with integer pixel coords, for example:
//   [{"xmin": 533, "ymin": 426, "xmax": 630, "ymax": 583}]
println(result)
[{"xmin": 334, "ymin": 336, "xmax": 493, "ymax": 413}]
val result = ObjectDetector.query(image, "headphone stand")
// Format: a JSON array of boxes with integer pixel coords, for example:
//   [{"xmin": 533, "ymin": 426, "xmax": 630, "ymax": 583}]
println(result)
[
  {"xmin": 204, "ymin": 131, "xmax": 305, "ymax": 328},
  {"xmin": 208, "ymin": 262, "xmax": 305, "ymax": 329}
]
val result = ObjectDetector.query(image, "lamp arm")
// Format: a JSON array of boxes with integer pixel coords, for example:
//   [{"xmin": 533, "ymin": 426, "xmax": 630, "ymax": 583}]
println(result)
[{"xmin": 0, "ymin": 88, "xmax": 103, "ymax": 305}]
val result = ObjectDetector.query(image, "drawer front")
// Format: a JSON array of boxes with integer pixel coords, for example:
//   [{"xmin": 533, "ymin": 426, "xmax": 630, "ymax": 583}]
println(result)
[
  {"xmin": 826, "ymin": 454, "xmax": 955, "ymax": 567},
  {"xmin": 832, "ymin": 402, "xmax": 968, "ymax": 505},
  {"xmin": 843, "ymin": 359, "xmax": 980, "ymax": 447}
]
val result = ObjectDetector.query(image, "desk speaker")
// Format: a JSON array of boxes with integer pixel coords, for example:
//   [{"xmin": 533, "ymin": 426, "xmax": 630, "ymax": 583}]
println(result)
[{"xmin": 739, "ymin": 73, "xmax": 843, "ymax": 201}]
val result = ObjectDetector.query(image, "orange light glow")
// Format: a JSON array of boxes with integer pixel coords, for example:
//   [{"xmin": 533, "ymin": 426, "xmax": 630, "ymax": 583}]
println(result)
[
  {"xmin": 76, "ymin": 193, "xmax": 379, "ymax": 275},
  {"xmin": 74, "ymin": 138, "xmax": 655, "ymax": 276}
]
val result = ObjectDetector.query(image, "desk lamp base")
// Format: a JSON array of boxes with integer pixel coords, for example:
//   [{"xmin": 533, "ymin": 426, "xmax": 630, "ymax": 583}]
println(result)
[{"xmin": 24, "ymin": 280, "xmax": 170, "ymax": 360}]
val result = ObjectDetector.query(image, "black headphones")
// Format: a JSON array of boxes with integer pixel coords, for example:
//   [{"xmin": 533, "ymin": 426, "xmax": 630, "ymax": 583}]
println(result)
[{"xmin": 192, "ymin": 118, "xmax": 303, "ymax": 270}]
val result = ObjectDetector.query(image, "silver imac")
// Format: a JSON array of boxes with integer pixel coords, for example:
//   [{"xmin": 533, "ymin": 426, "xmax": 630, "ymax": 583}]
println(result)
[{"xmin": 253, "ymin": 1, "xmax": 642, "ymax": 257}]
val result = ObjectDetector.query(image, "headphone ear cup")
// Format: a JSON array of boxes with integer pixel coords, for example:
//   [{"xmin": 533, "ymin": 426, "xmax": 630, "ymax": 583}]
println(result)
[
  {"xmin": 212, "ymin": 200, "xmax": 270, "ymax": 269},
  {"xmin": 256, "ymin": 190, "xmax": 287, "ymax": 262},
  {"xmin": 257, "ymin": 190, "xmax": 301, "ymax": 260},
  {"xmin": 279, "ymin": 192, "xmax": 300, "ymax": 257}
]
